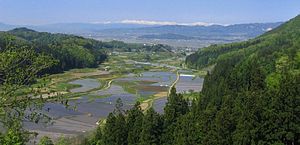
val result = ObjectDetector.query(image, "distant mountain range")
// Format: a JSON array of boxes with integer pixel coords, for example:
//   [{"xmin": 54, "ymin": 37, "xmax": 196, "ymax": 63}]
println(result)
[
  {"xmin": 0, "ymin": 22, "xmax": 151, "ymax": 33},
  {"xmin": 97, "ymin": 22, "xmax": 282, "ymax": 39},
  {"xmin": 138, "ymin": 33, "xmax": 196, "ymax": 40},
  {"xmin": 93, "ymin": 22, "xmax": 282, "ymax": 47},
  {"xmin": 0, "ymin": 23, "xmax": 17, "ymax": 30},
  {"xmin": 0, "ymin": 22, "xmax": 283, "ymax": 48}
]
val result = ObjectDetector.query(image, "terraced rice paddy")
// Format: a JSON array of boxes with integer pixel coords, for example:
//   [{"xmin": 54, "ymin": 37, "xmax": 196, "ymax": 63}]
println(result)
[
  {"xmin": 69, "ymin": 79, "xmax": 101, "ymax": 93},
  {"xmin": 115, "ymin": 71, "xmax": 176, "ymax": 99},
  {"xmin": 175, "ymin": 74, "xmax": 204, "ymax": 93},
  {"xmin": 153, "ymin": 97, "xmax": 168, "ymax": 114},
  {"xmin": 25, "ymin": 53, "xmax": 205, "ymax": 142}
]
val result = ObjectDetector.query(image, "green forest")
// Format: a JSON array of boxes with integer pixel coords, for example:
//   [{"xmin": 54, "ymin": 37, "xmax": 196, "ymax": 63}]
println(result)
[
  {"xmin": 0, "ymin": 14, "xmax": 299, "ymax": 145},
  {"xmin": 0, "ymin": 28, "xmax": 108, "ymax": 74}
]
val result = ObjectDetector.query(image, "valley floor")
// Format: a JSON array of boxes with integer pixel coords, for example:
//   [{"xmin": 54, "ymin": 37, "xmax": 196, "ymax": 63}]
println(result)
[{"xmin": 25, "ymin": 52, "xmax": 204, "ymax": 143}]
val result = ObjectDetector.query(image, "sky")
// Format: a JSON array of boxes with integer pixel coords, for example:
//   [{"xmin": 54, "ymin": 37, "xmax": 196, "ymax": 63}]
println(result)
[{"xmin": 0, "ymin": 0, "xmax": 299, "ymax": 25}]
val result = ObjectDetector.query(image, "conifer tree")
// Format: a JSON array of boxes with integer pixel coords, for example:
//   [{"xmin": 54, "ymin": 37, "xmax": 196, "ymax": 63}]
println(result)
[
  {"xmin": 127, "ymin": 102, "xmax": 144, "ymax": 145},
  {"xmin": 162, "ymin": 87, "xmax": 189, "ymax": 144},
  {"xmin": 140, "ymin": 108, "xmax": 163, "ymax": 145}
]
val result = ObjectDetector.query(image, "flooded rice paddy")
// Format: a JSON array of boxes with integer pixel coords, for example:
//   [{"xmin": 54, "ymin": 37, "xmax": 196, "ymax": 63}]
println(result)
[
  {"xmin": 176, "ymin": 74, "xmax": 204, "ymax": 93},
  {"xmin": 69, "ymin": 78, "xmax": 101, "ymax": 93},
  {"xmin": 25, "ymin": 70, "xmax": 204, "ymax": 141}
]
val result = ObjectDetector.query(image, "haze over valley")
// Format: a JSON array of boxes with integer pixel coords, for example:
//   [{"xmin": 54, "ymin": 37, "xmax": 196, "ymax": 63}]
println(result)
[
  {"xmin": 0, "ymin": 0, "xmax": 299, "ymax": 145},
  {"xmin": 0, "ymin": 21, "xmax": 282, "ymax": 48}
]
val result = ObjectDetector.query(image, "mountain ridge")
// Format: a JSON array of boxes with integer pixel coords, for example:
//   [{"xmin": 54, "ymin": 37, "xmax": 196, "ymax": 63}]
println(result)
[{"xmin": 0, "ymin": 22, "xmax": 282, "ymax": 37}]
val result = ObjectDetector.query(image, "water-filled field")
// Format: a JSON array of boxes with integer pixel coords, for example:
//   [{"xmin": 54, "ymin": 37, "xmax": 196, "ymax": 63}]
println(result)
[
  {"xmin": 69, "ymin": 79, "xmax": 101, "ymax": 93},
  {"xmin": 175, "ymin": 74, "xmax": 204, "ymax": 93},
  {"xmin": 30, "ymin": 71, "xmax": 203, "ymax": 124},
  {"xmin": 153, "ymin": 97, "xmax": 168, "ymax": 114},
  {"xmin": 153, "ymin": 73, "xmax": 204, "ymax": 114},
  {"xmin": 115, "ymin": 71, "xmax": 176, "ymax": 98},
  {"xmin": 25, "ymin": 69, "xmax": 204, "ymax": 140}
]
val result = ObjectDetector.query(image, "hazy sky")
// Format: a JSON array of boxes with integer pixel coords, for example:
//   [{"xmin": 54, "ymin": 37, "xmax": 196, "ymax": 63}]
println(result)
[{"xmin": 0, "ymin": 0, "xmax": 299, "ymax": 25}]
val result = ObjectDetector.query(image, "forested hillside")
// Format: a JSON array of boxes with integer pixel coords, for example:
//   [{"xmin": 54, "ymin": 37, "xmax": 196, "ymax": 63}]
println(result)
[
  {"xmin": 184, "ymin": 15, "xmax": 300, "ymax": 144},
  {"xmin": 100, "ymin": 40, "xmax": 173, "ymax": 53},
  {"xmin": 76, "ymin": 15, "xmax": 300, "ymax": 145},
  {"xmin": 0, "ymin": 28, "xmax": 172, "ymax": 75},
  {"xmin": 0, "ymin": 28, "xmax": 108, "ymax": 74},
  {"xmin": 186, "ymin": 15, "xmax": 300, "ymax": 70}
]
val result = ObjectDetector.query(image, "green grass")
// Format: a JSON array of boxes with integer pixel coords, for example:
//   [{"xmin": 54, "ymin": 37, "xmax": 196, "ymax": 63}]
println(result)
[
  {"xmin": 114, "ymin": 81, "xmax": 137, "ymax": 94},
  {"xmin": 136, "ymin": 95, "xmax": 153, "ymax": 103},
  {"xmin": 182, "ymin": 92, "xmax": 199, "ymax": 99},
  {"xmin": 54, "ymin": 82, "xmax": 82, "ymax": 92},
  {"xmin": 69, "ymin": 68, "xmax": 98, "ymax": 73},
  {"xmin": 87, "ymin": 94, "xmax": 111, "ymax": 102}
]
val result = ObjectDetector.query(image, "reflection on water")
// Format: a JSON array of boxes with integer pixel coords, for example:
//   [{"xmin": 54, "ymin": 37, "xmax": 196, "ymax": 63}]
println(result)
[
  {"xmin": 94, "ymin": 84, "xmax": 130, "ymax": 96},
  {"xmin": 176, "ymin": 75, "xmax": 204, "ymax": 93},
  {"xmin": 117, "ymin": 71, "xmax": 176, "ymax": 87},
  {"xmin": 25, "ymin": 71, "xmax": 204, "ymax": 139},
  {"xmin": 153, "ymin": 97, "xmax": 168, "ymax": 114},
  {"xmin": 115, "ymin": 71, "xmax": 176, "ymax": 98},
  {"xmin": 69, "ymin": 79, "xmax": 101, "ymax": 93},
  {"xmin": 43, "ymin": 72, "xmax": 203, "ymax": 120},
  {"xmin": 42, "ymin": 103, "xmax": 82, "ymax": 118},
  {"xmin": 95, "ymin": 94, "xmax": 136, "ymax": 105}
]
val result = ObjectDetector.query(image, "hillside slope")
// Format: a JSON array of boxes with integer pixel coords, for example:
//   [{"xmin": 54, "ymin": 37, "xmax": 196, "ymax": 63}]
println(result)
[
  {"xmin": 184, "ymin": 15, "xmax": 300, "ymax": 144},
  {"xmin": 0, "ymin": 28, "xmax": 174, "ymax": 77},
  {"xmin": 186, "ymin": 15, "xmax": 300, "ymax": 69},
  {"xmin": 0, "ymin": 28, "xmax": 108, "ymax": 74}
]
